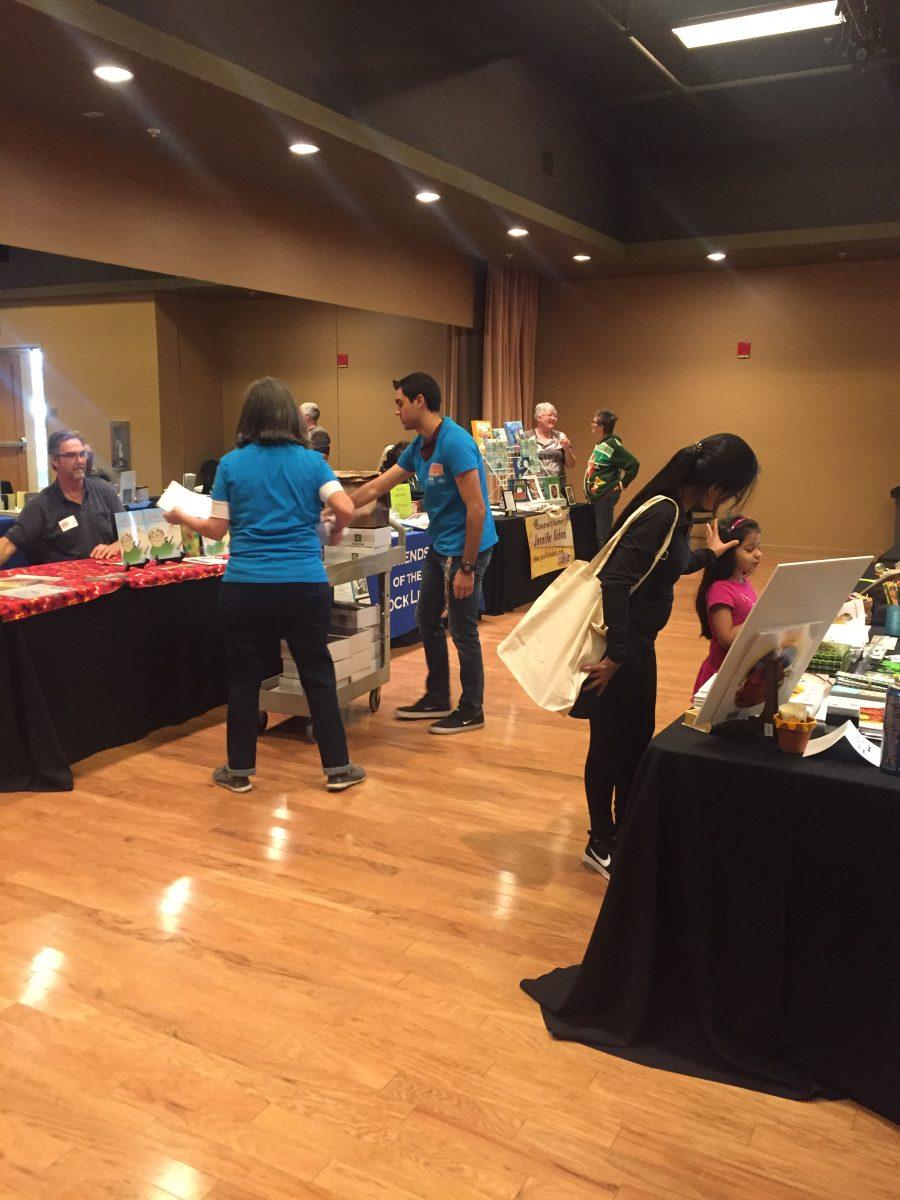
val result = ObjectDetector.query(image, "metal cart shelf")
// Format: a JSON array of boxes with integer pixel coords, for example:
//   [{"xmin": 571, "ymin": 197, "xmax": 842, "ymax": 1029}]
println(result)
[{"xmin": 258, "ymin": 518, "xmax": 408, "ymax": 740}]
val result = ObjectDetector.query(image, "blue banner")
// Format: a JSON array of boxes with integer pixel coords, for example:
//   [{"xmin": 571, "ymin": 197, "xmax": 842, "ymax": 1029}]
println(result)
[{"xmin": 367, "ymin": 529, "xmax": 431, "ymax": 638}]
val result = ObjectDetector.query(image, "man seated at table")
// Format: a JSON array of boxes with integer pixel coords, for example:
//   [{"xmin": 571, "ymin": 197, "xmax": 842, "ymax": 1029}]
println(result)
[{"xmin": 0, "ymin": 430, "xmax": 123, "ymax": 566}]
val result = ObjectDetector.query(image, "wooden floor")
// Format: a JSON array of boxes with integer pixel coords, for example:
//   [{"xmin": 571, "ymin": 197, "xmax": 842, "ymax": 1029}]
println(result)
[{"xmin": 1, "ymin": 548, "xmax": 897, "ymax": 1199}]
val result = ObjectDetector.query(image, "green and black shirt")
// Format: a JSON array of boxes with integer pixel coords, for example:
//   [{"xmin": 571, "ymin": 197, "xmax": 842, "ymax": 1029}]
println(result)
[{"xmin": 584, "ymin": 434, "xmax": 640, "ymax": 500}]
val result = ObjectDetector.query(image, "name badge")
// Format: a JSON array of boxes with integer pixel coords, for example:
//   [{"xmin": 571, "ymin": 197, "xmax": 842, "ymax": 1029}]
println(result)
[
  {"xmin": 58, "ymin": 515, "xmax": 79, "ymax": 532},
  {"xmin": 428, "ymin": 462, "xmax": 444, "ymax": 477}
]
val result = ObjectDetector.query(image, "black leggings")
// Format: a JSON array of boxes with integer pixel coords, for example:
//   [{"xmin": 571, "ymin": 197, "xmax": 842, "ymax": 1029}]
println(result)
[
  {"xmin": 219, "ymin": 581, "xmax": 349, "ymax": 775},
  {"xmin": 583, "ymin": 642, "xmax": 657, "ymax": 841}
]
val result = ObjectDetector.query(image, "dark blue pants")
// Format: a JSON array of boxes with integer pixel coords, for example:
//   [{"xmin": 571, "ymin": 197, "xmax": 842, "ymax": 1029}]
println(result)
[
  {"xmin": 417, "ymin": 546, "xmax": 492, "ymax": 713},
  {"xmin": 219, "ymin": 581, "xmax": 349, "ymax": 774}
]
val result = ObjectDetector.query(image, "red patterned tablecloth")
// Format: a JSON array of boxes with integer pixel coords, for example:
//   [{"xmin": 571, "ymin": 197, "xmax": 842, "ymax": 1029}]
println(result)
[{"xmin": 0, "ymin": 558, "xmax": 226, "ymax": 622}]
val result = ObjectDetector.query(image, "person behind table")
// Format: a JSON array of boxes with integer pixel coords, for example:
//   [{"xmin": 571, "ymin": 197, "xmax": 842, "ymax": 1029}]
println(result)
[
  {"xmin": 573, "ymin": 434, "xmax": 759, "ymax": 879},
  {"xmin": 0, "ymin": 429, "xmax": 122, "ymax": 567},
  {"xmin": 163, "ymin": 377, "xmax": 364, "ymax": 794},
  {"xmin": 523, "ymin": 402, "xmax": 576, "ymax": 486},
  {"xmin": 584, "ymin": 409, "xmax": 640, "ymax": 550},
  {"xmin": 299, "ymin": 402, "xmax": 331, "ymax": 459},
  {"xmin": 692, "ymin": 516, "xmax": 762, "ymax": 696},
  {"xmin": 345, "ymin": 372, "xmax": 497, "ymax": 734}
]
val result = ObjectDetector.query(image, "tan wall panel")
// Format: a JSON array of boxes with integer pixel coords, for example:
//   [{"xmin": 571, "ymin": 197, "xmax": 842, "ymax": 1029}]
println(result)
[
  {"xmin": 335, "ymin": 309, "xmax": 448, "ymax": 472},
  {"xmin": 155, "ymin": 295, "xmax": 224, "ymax": 484},
  {"xmin": 0, "ymin": 110, "xmax": 474, "ymax": 329},
  {"xmin": 216, "ymin": 297, "xmax": 338, "ymax": 456},
  {"xmin": 0, "ymin": 298, "xmax": 162, "ymax": 491},
  {"xmin": 535, "ymin": 260, "xmax": 900, "ymax": 554}
]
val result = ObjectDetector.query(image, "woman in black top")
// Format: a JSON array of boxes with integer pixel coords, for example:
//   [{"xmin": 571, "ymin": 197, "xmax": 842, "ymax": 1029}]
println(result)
[{"xmin": 573, "ymin": 433, "xmax": 759, "ymax": 879}]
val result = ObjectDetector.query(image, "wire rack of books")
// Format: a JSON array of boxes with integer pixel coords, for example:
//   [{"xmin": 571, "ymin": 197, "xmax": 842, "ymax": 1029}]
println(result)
[{"xmin": 471, "ymin": 419, "xmax": 567, "ymax": 510}]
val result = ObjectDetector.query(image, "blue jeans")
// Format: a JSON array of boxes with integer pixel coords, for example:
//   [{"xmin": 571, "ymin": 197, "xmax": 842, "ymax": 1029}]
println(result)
[{"xmin": 417, "ymin": 546, "xmax": 492, "ymax": 713}]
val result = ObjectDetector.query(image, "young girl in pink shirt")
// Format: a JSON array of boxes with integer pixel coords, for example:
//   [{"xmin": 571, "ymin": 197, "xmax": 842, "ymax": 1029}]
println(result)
[{"xmin": 693, "ymin": 516, "xmax": 763, "ymax": 695}]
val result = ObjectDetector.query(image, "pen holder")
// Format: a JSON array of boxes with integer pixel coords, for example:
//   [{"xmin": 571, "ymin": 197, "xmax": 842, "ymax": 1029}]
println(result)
[{"xmin": 773, "ymin": 711, "xmax": 816, "ymax": 755}]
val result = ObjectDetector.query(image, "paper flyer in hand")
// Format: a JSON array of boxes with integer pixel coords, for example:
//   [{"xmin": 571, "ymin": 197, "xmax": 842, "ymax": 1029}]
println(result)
[{"xmin": 156, "ymin": 480, "xmax": 229, "ymax": 522}]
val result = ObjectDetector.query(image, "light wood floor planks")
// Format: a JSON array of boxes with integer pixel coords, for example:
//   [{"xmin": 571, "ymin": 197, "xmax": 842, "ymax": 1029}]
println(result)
[{"xmin": 1, "ymin": 547, "xmax": 897, "ymax": 1199}]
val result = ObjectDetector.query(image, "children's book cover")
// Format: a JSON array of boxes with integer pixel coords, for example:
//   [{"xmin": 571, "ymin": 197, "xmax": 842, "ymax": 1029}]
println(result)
[
  {"xmin": 115, "ymin": 511, "xmax": 149, "ymax": 566},
  {"xmin": 201, "ymin": 530, "xmax": 231, "ymax": 557},
  {"xmin": 115, "ymin": 509, "xmax": 183, "ymax": 564},
  {"xmin": 503, "ymin": 420, "xmax": 523, "ymax": 445}
]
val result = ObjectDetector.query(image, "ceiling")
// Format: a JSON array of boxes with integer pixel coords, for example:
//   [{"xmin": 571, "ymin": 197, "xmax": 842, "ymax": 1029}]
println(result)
[{"xmin": 2, "ymin": 0, "xmax": 899, "ymax": 280}]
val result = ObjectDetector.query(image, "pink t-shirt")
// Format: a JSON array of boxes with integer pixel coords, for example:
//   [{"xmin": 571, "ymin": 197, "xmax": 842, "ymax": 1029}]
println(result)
[{"xmin": 693, "ymin": 577, "xmax": 758, "ymax": 695}]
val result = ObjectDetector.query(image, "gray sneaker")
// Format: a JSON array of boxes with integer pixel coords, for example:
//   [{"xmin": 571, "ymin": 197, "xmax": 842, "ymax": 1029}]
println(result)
[
  {"xmin": 212, "ymin": 766, "xmax": 253, "ymax": 793},
  {"xmin": 325, "ymin": 764, "xmax": 367, "ymax": 792}
]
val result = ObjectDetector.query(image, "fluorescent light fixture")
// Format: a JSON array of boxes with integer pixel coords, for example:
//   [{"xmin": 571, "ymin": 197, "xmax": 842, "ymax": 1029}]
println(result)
[
  {"xmin": 93, "ymin": 64, "xmax": 133, "ymax": 83},
  {"xmin": 415, "ymin": 190, "xmax": 441, "ymax": 203},
  {"xmin": 289, "ymin": 141, "xmax": 320, "ymax": 156},
  {"xmin": 573, "ymin": 254, "xmax": 592, "ymax": 262},
  {"xmin": 507, "ymin": 227, "xmax": 529, "ymax": 238},
  {"xmin": 707, "ymin": 251, "xmax": 727, "ymax": 262},
  {"xmin": 673, "ymin": 3, "xmax": 841, "ymax": 49}
]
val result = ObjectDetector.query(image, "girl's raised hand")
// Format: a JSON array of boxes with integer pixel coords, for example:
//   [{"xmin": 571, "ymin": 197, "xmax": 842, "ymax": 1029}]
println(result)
[{"xmin": 706, "ymin": 521, "xmax": 738, "ymax": 558}]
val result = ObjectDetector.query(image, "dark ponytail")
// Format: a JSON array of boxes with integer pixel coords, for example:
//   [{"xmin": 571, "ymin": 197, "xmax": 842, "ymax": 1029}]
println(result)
[
  {"xmin": 612, "ymin": 433, "xmax": 759, "ymax": 535},
  {"xmin": 695, "ymin": 516, "xmax": 761, "ymax": 639}
]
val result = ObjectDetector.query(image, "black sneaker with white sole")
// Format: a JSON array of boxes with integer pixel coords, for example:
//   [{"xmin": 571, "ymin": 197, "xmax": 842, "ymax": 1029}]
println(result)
[
  {"xmin": 429, "ymin": 707, "xmax": 485, "ymax": 735},
  {"xmin": 396, "ymin": 696, "xmax": 454, "ymax": 721},
  {"xmin": 582, "ymin": 838, "xmax": 613, "ymax": 879}
]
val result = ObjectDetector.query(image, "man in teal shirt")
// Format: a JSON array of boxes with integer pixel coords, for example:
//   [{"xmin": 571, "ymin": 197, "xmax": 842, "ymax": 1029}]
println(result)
[{"xmin": 349, "ymin": 372, "xmax": 497, "ymax": 734}]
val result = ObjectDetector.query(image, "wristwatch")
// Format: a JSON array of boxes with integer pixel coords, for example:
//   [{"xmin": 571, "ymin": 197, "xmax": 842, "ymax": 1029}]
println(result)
[{"xmin": 459, "ymin": 560, "xmax": 475, "ymax": 575}]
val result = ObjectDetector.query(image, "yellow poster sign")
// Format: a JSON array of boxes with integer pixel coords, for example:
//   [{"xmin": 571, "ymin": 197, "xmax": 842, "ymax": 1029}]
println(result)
[{"xmin": 525, "ymin": 509, "xmax": 575, "ymax": 579}]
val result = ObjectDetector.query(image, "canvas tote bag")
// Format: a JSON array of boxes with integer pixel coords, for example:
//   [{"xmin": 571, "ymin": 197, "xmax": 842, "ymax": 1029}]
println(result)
[{"xmin": 497, "ymin": 496, "xmax": 680, "ymax": 714}]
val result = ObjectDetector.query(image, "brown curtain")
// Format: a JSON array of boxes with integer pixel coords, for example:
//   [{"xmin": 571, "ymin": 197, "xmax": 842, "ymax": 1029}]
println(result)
[{"xmin": 481, "ymin": 265, "xmax": 539, "ymax": 427}]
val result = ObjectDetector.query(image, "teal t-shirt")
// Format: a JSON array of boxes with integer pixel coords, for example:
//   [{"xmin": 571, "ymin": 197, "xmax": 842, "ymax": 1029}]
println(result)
[
  {"xmin": 211, "ymin": 442, "xmax": 336, "ymax": 583},
  {"xmin": 397, "ymin": 418, "xmax": 497, "ymax": 557}
]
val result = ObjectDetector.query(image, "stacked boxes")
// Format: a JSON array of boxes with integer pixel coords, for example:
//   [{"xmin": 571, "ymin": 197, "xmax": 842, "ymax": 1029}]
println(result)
[
  {"xmin": 278, "ymin": 602, "xmax": 382, "ymax": 693},
  {"xmin": 323, "ymin": 526, "xmax": 393, "ymax": 564}
]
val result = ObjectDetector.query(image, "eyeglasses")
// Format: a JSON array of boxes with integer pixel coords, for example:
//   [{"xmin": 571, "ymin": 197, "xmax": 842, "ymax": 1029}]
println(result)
[{"xmin": 55, "ymin": 450, "xmax": 89, "ymax": 460}]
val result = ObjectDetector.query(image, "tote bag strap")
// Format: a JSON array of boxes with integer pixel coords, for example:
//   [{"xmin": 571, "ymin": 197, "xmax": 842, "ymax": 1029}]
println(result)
[{"xmin": 585, "ymin": 494, "xmax": 681, "ymax": 583}]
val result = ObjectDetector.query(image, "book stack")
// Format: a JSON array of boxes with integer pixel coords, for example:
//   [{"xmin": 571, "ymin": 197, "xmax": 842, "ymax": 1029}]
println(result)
[
  {"xmin": 278, "ymin": 603, "xmax": 383, "ymax": 693},
  {"xmin": 826, "ymin": 669, "xmax": 895, "ymax": 744}
]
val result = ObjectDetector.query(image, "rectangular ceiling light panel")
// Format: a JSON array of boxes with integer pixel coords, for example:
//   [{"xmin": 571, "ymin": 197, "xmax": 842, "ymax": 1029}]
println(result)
[{"xmin": 673, "ymin": 2, "xmax": 842, "ymax": 49}]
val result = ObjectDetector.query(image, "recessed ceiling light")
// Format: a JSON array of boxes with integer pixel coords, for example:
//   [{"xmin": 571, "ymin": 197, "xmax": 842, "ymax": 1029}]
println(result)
[
  {"xmin": 289, "ymin": 141, "xmax": 320, "ymax": 156},
  {"xmin": 93, "ymin": 64, "xmax": 133, "ymax": 83},
  {"xmin": 508, "ymin": 227, "xmax": 529, "ymax": 238},
  {"xmin": 673, "ymin": 3, "xmax": 841, "ymax": 49},
  {"xmin": 415, "ymin": 190, "xmax": 441, "ymax": 203},
  {"xmin": 573, "ymin": 254, "xmax": 591, "ymax": 262},
  {"xmin": 707, "ymin": 251, "xmax": 727, "ymax": 262}
]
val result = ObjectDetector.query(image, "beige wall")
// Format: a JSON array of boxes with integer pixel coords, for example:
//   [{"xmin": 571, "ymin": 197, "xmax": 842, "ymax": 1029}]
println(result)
[
  {"xmin": 155, "ymin": 295, "xmax": 224, "ymax": 485},
  {"xmin": 536, "ymin": 260, "xmax": 900, "ymax": 554},
  {"xmin": 0, "ymin": 297, "xmax": 162, "ymax": 491},
  {"xmin": 335, "ymin": 308, "xmax": 449, "ymax": 471},
  {"xmin": 217, "ymin": 298, "xmax": 338, "ymax": 458},
  {"xmin": 217, "ymin": 297, "xmax": 448, "ymax": 470},
  {"xmin": 1, "ymin": 109, "xmax": 475, "ymax": 329},
  {"xmin": 0, "ymin": 291, "xmax": 450, "ymax": 489}
]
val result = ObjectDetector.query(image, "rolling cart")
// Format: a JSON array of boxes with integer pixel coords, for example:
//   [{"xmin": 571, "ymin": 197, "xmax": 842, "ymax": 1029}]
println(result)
[{"xmin": 258, "ymin": 518, "xmax": 408, "ymax": 741}]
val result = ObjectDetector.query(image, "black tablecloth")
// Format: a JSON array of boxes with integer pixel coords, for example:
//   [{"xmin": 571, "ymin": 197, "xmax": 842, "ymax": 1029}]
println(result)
[
  {"xmin": 482, "ymin": 503, "xmax": 596, "ymax": 615},
  {"xmin": 523, "ymin": 721, "xmax": 900, "ymax": 1122},
  {"xmin": 0, "ymin": 578, "xmax": 227, "ymax": 792}
]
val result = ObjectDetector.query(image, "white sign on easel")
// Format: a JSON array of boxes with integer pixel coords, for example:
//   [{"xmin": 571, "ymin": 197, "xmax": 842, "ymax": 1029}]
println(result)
[{"xmin": 694, "ymin": 556, "xmax": 871, "ymax": 732}]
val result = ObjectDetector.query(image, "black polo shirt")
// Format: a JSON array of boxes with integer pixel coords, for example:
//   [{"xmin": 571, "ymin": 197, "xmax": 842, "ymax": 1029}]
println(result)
[{"xmin": 6, "ymin": 477, "xmax": 123, "ymax": 563}]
